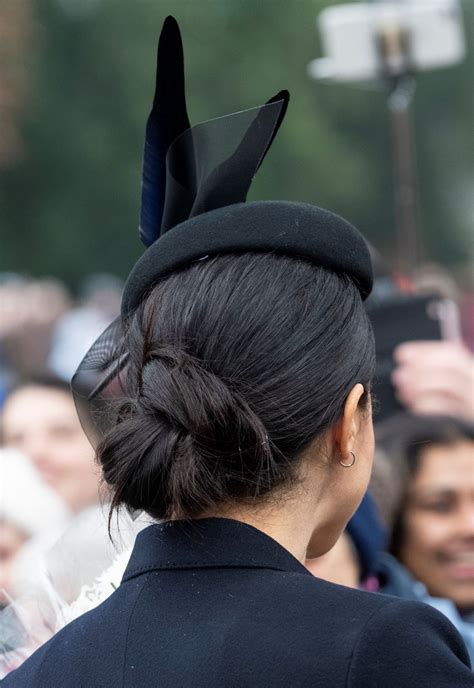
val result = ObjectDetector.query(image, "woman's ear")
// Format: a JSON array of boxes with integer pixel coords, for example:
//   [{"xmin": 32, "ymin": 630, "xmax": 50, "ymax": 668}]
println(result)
[{"xmin": 334, "ymin": 383, "xmax": 366, "ymax": 465}]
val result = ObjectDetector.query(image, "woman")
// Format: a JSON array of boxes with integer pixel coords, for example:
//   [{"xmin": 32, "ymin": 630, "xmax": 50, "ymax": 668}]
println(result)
[
  {"xmin": 1, "ymin": 377, "xmax": 141, "ymax": 608},
  {"xmin": 375, "ymin": 413, "xmax": 474, "ymax": 658},
  {"xmin": 1, "ymin": 376, "xmax": 98, "ymax": 512},
  {"xmin": 0, "ymin": 449, "xmax": 68, "ymax": 595},
  {"xmin": 2, "ymin": 17, "xmax": 471, "ymax": 687}
]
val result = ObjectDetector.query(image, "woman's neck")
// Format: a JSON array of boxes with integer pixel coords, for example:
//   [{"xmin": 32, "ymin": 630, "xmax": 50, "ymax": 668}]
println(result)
[{"xmin": 200, "ymin": 488, "xmax": 320, "ymax": 564}]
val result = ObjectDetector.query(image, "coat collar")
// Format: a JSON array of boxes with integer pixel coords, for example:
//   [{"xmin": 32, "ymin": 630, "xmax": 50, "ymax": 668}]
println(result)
[{"xmin": 122, "ymin": 517, "xmax": 311, "ymax": 582}]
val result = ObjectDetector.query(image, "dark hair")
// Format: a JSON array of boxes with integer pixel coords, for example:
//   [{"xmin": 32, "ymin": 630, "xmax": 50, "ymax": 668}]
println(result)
[
  {"xmin": 98, "ymin": 253, "xmax": 375, "ymax": 521},
  {"xmin": 376, "ymin": 413, "xmax": 474, "ymax": 555}
]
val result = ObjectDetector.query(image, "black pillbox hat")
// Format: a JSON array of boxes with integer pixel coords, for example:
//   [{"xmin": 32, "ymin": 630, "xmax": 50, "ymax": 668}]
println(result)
[{"xmin": 122, "ymin": 200, "xmax": 373, "ymax": 318}]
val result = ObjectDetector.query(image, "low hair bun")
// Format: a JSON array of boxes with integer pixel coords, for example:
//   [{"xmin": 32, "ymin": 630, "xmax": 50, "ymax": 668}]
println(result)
[{"xmin": 98, "ymin": 346, "xmax": 278, "ymax": 521}]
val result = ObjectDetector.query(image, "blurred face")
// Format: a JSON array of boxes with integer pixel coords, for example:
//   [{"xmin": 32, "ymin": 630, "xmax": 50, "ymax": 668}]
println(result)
[
  {"xmin": 0, "ymin": 521, "xmax": 27, "ymax": 592},
  {"xmin": 2, "ymin": 386, "xmax": 99, "ymax": 512},
  {"xmin": 399, "ymin": 441, "xmax": 474, "ymax": 612}
]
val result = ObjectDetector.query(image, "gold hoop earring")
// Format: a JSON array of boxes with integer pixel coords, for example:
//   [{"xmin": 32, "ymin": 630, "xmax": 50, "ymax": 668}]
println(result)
[{"xmin": 339, "ymin": 451, "xmax": 356, "ymax": 468}]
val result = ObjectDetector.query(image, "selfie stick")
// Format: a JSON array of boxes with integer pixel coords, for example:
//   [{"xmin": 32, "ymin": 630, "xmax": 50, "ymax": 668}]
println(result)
[
  {"xmin": 308, "ymin": 0, "xmax": 466, "ymax": 279},
  {"xmin": 387, "ymin": 75, "xmax": 418, "ymax": 277},
  {"xmin": 377, "ymin": 23, "xmax": 420, "ymax": 277}
]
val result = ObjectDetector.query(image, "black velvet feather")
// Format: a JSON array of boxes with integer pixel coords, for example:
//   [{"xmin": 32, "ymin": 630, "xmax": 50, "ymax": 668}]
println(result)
[{"xmin": 139, "ymin": 16, "xmax": 192, "ymax": 247}]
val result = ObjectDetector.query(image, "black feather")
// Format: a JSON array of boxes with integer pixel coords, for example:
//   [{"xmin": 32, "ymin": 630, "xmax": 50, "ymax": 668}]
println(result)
[{"xmin": 139, "ymin": 16, "xmax": 192, "ymax": 247}]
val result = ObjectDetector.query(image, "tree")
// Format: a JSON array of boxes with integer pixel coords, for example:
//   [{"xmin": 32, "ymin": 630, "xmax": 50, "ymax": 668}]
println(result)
[{"xmin": 1, "ymin": 0, "xmax": 472, "ymax": 286}]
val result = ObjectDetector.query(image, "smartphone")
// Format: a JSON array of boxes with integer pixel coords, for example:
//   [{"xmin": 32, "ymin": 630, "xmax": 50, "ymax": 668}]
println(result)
[{"xmin": 366, "ymin": 293, "xmax": 461, "ymax": 422}]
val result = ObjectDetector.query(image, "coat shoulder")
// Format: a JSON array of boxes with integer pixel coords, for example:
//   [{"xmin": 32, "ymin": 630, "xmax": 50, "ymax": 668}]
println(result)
[{"xmin": 347, "ymin": 596, "xmax": 472, "ymax": 688}]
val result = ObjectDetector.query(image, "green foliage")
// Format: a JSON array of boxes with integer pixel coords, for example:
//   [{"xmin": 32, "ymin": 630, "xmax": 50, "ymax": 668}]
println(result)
[{"xmin": 1, "ymin": 0, "xmax": 472, "ymax": 285}]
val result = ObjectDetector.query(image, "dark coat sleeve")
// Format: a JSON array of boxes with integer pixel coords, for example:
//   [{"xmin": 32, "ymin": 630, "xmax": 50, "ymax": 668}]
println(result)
[{"xmin": 348, "ymin": 598, "xmax": 473, "ymax": 688}]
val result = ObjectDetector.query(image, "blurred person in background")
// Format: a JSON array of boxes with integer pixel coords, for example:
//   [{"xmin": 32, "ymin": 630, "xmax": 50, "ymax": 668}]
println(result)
[
  {"xmin": 48, "ymin": 273, "xmax": 122, "ymax": 383},
  {"xmin": 1, "ymin": 376, "xmax": 98, "ymax": 512},
  {"xmin": 0, "ymin": 378, "xmax": 144, "ymax": 672},
  {"xmin": 0, "ymin": 449, "xmax": 69, "ymax": 597},
  {"xmin": 0, "ymin": 277, "xmax": 71, "ymax": 406},
  {"xmin": 373, "ymin": 414, "xmax": 474, "ymax": 659},
  {"xmin": 0, "ymin": 376, "xmax": 107, "ymax": 597},
  {"xmin": 391, "ymin": 340, "xmax": 474, "ymax": 420},
  {"xmin": 0, "ymin": 375, "xmax": 102, "ymax": 602},
  {"xmin": 376, "ymin": 415, "xmax": 474, "ymax": 614},
  {"xmin": 0, "ymin": 273, "xmax": 122, "ymax": 403}
]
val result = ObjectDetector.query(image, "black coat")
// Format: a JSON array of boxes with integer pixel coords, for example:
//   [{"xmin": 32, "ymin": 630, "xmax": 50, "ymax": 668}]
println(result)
[{"xmin": 3, "ymin": 518, "xmax": 472, "ymax": 687}]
